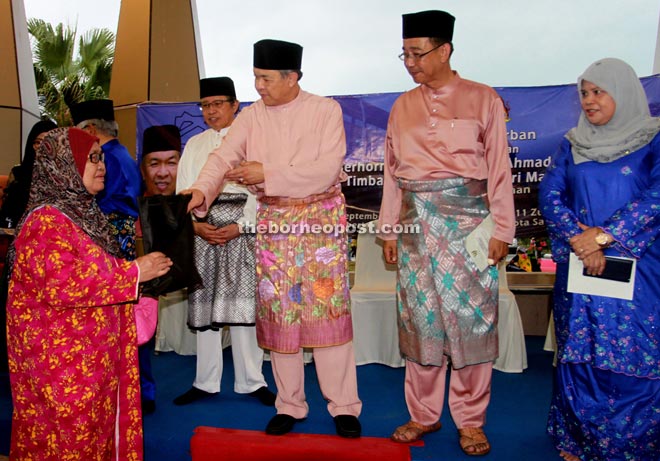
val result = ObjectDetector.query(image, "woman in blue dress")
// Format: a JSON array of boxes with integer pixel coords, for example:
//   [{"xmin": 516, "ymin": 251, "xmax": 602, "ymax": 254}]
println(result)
[{"xmin": 539, "ymin": 58, "xmax": 660, "ymax": 461}]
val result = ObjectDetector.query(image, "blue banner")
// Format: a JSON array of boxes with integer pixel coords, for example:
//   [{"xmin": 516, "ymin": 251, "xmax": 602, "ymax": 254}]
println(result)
[{"xmin": 136, "ymin": 75, "xmax": 660, "ymax": 238}]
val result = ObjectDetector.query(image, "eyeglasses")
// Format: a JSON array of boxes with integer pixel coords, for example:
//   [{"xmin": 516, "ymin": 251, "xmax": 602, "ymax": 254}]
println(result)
[
  {"xmin": 78, "ymin": 121, "xmax": 96, "ymax": 130},
  {"xmin": 33, "ymin": 135, "xmax": 47, "ymax": 147},
  {"xmin": 398, "ymin": 44, "xmax": 444, "ymax": 62},
  {"xmin": 89, "ymin": 151, "xmax": 105, "ymax": 164},
  {"xmin": 199, "ymin": 99, "xmax": 232, "ymax": 111}
]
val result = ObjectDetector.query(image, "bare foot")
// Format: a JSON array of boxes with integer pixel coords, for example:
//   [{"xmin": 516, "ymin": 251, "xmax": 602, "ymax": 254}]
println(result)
[{"xmin": 560, "ymin": 450, "xmax": 580, "ymax": 461}]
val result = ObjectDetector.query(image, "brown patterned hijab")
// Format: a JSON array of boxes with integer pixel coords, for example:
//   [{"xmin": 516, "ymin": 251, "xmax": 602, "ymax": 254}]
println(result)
[{"xmin": 7, "ymin": 128, "xmax": 122, "ymax": 274}]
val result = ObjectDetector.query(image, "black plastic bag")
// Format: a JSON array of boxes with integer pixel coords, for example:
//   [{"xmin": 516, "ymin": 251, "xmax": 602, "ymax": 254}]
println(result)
[{"xmin": 138, "ymin": 194, "xmax": 202, "ymax": 296}]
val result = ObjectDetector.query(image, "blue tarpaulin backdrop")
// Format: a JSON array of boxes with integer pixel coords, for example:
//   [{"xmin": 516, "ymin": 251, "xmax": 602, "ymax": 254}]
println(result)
[{"xmin": 135, "ymin": 75, "xmax": 660, "ymax": 237}]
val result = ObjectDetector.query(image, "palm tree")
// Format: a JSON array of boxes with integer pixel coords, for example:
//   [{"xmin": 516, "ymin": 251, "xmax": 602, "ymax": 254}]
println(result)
[{"xmin": 27, "ymin": 19, "xmax": 115, "ymax": 126}]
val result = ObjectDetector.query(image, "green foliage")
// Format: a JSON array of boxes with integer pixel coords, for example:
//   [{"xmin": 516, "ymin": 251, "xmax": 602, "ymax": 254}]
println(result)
[{"xmin": 27, "ymin": 19, "xmax": 115, "ymax": 126}]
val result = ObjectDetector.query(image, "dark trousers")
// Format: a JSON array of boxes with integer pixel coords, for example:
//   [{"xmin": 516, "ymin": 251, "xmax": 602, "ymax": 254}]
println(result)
[{"xmin": 139, "ymin": 339, "xmax": 156, "ymax": 402}]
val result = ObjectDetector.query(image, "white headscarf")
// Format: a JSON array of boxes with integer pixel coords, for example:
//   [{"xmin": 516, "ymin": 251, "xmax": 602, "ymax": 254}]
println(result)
[{"xmin": 566, "ymin": 57, "xmax": 660, "ymax": 164}]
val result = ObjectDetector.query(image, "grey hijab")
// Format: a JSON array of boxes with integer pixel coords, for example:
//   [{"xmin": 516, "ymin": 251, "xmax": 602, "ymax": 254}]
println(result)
[{"xmin": 566, "ymin": 57, "xmax": 660, "ymax": 164}]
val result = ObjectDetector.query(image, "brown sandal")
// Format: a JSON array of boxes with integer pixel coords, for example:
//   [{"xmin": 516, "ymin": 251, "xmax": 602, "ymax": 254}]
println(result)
[
  {"xmin": 458, "ymin": 427, "xmax": 491, "ymax": 456},
  {"xmin": 390, "ymin": 420, "xmax": 442, "ymax": 443}
]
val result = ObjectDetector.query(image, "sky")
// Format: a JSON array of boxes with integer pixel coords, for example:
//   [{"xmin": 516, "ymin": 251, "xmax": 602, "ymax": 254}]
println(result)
[{"xmin": 21, "ymin": 0, "xmax": 660, "ymax": 102}]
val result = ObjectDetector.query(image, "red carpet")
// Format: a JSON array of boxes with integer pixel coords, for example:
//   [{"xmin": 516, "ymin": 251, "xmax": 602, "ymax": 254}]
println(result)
[{"xmin": 190, "ymin": 426, "xmax": 414, "ymax": 461}]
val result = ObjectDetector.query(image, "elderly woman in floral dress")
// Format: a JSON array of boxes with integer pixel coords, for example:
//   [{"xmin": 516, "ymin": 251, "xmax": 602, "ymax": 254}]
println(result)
[{"xmin": 6, "ymin": 127, "xmax": 171, "ymax": 460}]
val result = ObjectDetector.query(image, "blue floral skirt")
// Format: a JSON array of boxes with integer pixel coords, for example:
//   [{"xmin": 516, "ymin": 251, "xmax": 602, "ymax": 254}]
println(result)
[{"xmin": 547, "ymin": 362, "xmax": 660, "ymax": 460}]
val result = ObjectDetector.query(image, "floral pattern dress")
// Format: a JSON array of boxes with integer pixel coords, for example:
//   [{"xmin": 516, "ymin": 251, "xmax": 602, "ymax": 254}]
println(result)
[
  {"xmin": 539, "ymin": 135, "xmax": 660, "ymax": 460},
  {"xmin": 7, "ymin": 206, "xmax": 143, "ymax": 461}
]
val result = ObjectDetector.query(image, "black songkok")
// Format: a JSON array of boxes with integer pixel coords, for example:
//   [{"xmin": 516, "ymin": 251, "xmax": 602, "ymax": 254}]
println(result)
[
  {"xmin": 199, "ymin": 77, "xmax": 236, "ymax": 99},
  {"xmin": 69, "ymin": 99, "xmax": 115, "ymax": 125},
  {"xmin": 142, "ymin": 124, "xmax": 181, "ymax": 155},
  {"xmin": 253, "ymin": 39, "xmax": 303, "ymax": 70},
  {"xmin": 402, "ymin": 10, "xmax": 455, "ymax": 41}
]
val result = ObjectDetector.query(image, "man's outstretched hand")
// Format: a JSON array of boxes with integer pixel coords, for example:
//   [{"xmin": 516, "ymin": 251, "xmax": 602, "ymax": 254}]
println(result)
[{"xmin": 179, "ymin": 189, "xmax": 204, "ymax": 213}]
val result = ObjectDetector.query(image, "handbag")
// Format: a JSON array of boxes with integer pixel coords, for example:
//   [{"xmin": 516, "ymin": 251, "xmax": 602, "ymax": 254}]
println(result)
[
  {"xmin": 138, "ymin": 194, "xmax": 202, "ymax": 296},
  {"xmin": 134, "ymin": 296, "xmax": 158, "ymax": 345}
]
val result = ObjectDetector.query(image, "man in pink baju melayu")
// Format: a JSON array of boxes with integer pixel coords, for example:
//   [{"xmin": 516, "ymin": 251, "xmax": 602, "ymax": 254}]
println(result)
[
  {"xmin": 183, "ymin": 39, "xmax": 362, "ymax": 438},
  {"xmin": 379, "ymin": 10, "xmax": 515, "ymax": 456}
]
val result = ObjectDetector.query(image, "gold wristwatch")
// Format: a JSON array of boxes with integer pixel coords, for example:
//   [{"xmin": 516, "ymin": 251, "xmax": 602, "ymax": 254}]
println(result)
[{"xmin": 595, "ymin": 231, "xmax": 612, "ymax": 248}]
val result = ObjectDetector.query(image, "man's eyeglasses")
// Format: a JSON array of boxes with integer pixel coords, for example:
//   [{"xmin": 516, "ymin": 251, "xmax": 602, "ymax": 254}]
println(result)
[
  {"xmin": 89, "ymin": 152, "xmax": 105, "ymax": 164},
  {"xmin": 398, "ymin": 44, "xmax": 444, "ymax": 62},
  {"xmin": 199, "ymin": 99, "xmax": 232, "ymax": 111}
]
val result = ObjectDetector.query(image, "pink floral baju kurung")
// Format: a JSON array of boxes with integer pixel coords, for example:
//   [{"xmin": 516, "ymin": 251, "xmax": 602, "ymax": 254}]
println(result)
[{"xmin": 7, "ymin": 206, "xmax": 143, "ymax": 461}]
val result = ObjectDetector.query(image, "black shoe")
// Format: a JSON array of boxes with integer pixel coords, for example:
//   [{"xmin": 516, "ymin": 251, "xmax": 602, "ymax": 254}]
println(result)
[
  {"xmin": 250, "ymin": 386, "xmax": 276, "ymax": 406},
  {"xmin": 334, "ymin": 415, "xmax": 361, "ymax": 438},
  {"xmin": 173, "ymin": 387, "xmax": 215, "ymax": 406},
  {"xmin": 265, "ymin": 414, "xmax": 301, "ymax": 435},
  {"xmin": 142, "ymin": 399, "xmax": 156, "ymax": 415}
]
